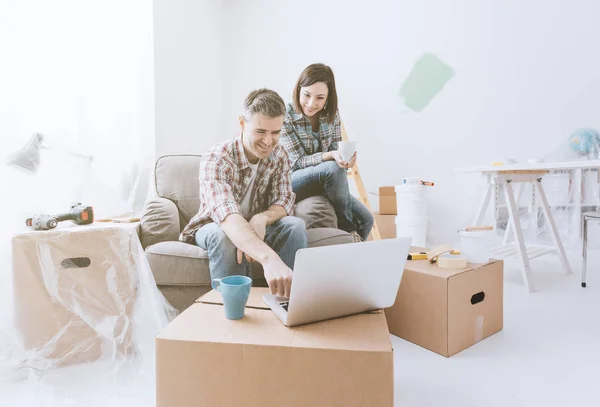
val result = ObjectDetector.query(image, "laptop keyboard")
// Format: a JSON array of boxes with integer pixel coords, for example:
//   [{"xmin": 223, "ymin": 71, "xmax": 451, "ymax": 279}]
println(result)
[{"xmin": 279, "ymin": 301, "xmax": 289, "ymax": 312}]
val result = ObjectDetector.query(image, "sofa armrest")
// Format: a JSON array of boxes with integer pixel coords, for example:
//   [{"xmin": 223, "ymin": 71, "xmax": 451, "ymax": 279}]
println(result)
[{"xmin": 140, "ymin": 197, "xmax": 181, "ymax": 249}]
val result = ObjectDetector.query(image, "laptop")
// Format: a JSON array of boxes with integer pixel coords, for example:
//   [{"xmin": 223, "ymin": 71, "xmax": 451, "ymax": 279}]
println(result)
[{"xmin": 262, "ymin": 237, "xmax": 411, "ymax": 327}]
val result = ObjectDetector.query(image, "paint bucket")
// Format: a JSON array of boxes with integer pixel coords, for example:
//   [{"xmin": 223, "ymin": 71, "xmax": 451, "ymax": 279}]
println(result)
[
  {"xmin": 458, "ymin": 230, "xmax": 494, "ymax": 263},
  {"xmin": 395, "ymin": 216, "xmax": 428, "ymax": 247},
  {"xmin": 395, "ymin": 184, "xmax": 427, "ymax": 219}
]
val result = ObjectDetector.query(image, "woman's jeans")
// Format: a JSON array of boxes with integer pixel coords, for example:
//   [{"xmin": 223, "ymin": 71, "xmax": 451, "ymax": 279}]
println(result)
[{"xmin": 291, "ymin": 161, "xmax": 374, "ymax": 240}]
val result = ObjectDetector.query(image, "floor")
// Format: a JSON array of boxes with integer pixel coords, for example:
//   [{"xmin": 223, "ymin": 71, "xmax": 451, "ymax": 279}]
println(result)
[
  {"xmin": 393, "ymin": 251, "xmax": 600, "ymax": 407},
  {"xmin": 1, "ymin": 249, "xmax": 599, "ymax": 406}
]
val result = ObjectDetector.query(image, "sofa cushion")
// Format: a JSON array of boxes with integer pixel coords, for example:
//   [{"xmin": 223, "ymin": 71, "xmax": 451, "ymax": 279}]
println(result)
[
  {"xmin": 294, "ymin": 195, "xmax": 337, "ymax": 229},
  {"xmin": 146, "ymin": 228, "xmax": 351, "ymax": 286},
  {"xmin": 147, "ymin": 241, "xmax": 267, "ymax": 286},
  {"xmin": 154, "ymin": 155, "xmax": 202, "ymax": 228},
  {"xmin": 306, "ymin": 228, "xmax": 353, "ymax": 247},
  {"xmin": 146, "ymin": 241, "xmax": 209, "ymax": 285},
  {"xmin": 140, "ymin": 197, "xmax": 181, "ymax": 249}
]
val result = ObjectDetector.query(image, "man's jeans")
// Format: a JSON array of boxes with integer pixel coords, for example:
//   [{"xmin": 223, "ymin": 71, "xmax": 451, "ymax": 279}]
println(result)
[
  {"xmin": 291, "ymin": 161, "xmax": 374, "ymax": 241},
  {"xmin": 195, "ymin": 216, "xmax": 308, "ymax": 280}
]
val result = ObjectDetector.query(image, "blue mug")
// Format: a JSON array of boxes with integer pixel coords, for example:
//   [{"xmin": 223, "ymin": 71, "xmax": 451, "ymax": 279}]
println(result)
[{"xmin": 211, "ymin": 275, "xmax": 252, "ymax": 320}]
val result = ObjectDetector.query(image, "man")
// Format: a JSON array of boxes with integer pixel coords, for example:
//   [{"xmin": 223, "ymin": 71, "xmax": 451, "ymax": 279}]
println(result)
[{"xmin": 180, "ymin": 88, "xmax": 307, "ymax": 298}]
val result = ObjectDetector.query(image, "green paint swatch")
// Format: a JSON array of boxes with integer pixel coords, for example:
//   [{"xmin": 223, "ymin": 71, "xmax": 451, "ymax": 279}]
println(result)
[{"xmin": 399, "ymin": 53, "xmax": 454, "ymax": 112}]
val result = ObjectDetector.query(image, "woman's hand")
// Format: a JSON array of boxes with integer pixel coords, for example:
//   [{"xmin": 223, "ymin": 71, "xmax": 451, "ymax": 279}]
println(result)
[
  {"xmin": 347, "ymin": 152, "xmax": 357, "ymax": 168},
  {"xmin": 323, "ymin": 150, "xmax": 349, "ymax": 169}
]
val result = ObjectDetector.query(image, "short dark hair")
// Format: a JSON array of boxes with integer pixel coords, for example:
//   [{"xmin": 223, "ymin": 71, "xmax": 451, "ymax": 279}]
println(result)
[
  {"xmin": 243, "ymin": 88, "xmax": 286, "ymax": 120},
  {"xmin": 292, "ymin": 63, "xmax": 338, "ymax": 124}
]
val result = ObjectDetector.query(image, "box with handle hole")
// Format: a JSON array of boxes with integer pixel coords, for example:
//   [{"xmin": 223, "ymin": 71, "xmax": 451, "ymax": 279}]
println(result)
[{"xmin": 385, "ymin": 245, "xmax": 503, "ymax": 357}]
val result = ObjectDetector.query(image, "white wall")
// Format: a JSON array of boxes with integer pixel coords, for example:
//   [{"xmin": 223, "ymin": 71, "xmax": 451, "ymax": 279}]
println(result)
[
  {"xmin": 0, "ymin": 0, "xmax": 155, "ymax": 219},
  {"xmin": 155, "ymin": 0, "xmax": 600, "ymax": 244},
  {"xmin": 0, "ymin": 0, "xmax": 156, "ymax": 311},
  {"xmin": 154, "ymin": 0, "xmax": 225, "ymax": 157}
]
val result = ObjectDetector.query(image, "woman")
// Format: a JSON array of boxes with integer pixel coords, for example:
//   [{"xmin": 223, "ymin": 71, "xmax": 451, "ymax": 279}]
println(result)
[{"xmin": 279, "ymin": 63, "xmax": 374, "ymax": 242}]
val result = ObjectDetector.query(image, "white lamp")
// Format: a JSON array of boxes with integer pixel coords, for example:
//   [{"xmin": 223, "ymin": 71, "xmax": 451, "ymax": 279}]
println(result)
[
  {"xmin": 6, "ymin": 133, "xmax": 94, "ymax": 205},
  {"xmin": 6, "ymin": 133, "xmax": 93, "ymax": 173}
]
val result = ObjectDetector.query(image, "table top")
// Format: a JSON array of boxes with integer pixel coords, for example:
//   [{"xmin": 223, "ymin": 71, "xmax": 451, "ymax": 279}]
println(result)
[{"xmin": 455, "ymin": 160, "xmax": 600, "ymax": 174}]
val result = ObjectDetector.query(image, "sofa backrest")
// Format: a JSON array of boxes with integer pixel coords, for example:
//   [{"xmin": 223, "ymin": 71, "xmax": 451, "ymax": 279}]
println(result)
[
  {"xmin": 153, "ymin": 154, "xmax": 340, "ymax": 232},
  {"xmin": 154, "ymin": 155, "xmax": 202, "ymax": 228}
]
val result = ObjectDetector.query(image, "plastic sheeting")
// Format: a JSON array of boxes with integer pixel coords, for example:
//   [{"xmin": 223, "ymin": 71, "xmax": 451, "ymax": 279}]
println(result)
[
  {"xmin": 493, "ymin": 129, "xmax": 600, "ymax": 249},
  {"xmin": 5, "ymin": 133, "xmax": 156, "ymax": 221},
  {"xmin": 429, "ymin": 130, "xmax": 600, "ymax": 257},
  {"xmin": 0, "ymin": 189, "xmax": 177, "ymax": 406},
  {"xmin": 0, "ymin": 224, "xmax": 178, "ymax": 406}
]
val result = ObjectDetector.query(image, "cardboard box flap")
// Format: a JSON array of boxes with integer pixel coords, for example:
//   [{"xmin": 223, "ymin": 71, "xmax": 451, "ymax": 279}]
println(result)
[
  {"xmin": 196, "ymin": 287, "xmax": 270, "ymax": 309},
  {"xmin": 369, "ymin": 187, "xmax": 396, "ymax": 197},
  {"xmin": 379, "ymin": 186, "xmax": 395, "ymax": 196},
  {"xmin": 197, "ymin": 288, "xmax": 382, "ymax": 314},
  {"xmin": 405, "ymin": 259, "xmax": 502, "ymax": 279},
  {"xmin": 160, "ymin": 296, "xmax": 391, "ymax": 352}
]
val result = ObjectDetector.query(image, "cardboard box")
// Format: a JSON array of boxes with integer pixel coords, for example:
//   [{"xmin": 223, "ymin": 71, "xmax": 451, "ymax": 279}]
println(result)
[
  {"xmin": 385, "ymin": 252, "xmax": 503, "ymax": 357},
  {"xmin": 369, "ymin": 213, "xmax": 396, "ymax": 240},
  {"xmin": 156, "ymin": 288, "xmax": 394, "ymax": 407},
  {"xmin": 11, "ymin": 224, "xmax": 140, "ymax": 366},
  {"xmin": 378, "ymin": 186, "xmax": 397, "ymax": 215}
]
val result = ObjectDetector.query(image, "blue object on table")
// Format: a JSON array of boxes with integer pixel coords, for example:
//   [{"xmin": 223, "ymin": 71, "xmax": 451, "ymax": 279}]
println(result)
[
  {"xmin": 569, "ymin": 128, "xmax": 600, "ymax": 158},
  {"xmin": 211, "ymin": 275, "xmax": 252, "ymax": 320}
]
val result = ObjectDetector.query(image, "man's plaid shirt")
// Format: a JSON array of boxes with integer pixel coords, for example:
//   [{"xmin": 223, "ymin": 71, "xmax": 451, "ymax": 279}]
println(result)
[
  {"xmin": 279, "ymin": 103, "xmax": 342, "ymax": 171},
  {"xmin": 179, "ymin": 136, "xmax": 295, "ymax": 244}
]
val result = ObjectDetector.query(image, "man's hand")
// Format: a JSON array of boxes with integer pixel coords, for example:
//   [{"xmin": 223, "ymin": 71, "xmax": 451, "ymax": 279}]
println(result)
[
  {"xmin": 221, "ymin": 213, "xmax": 293, "ymax": 293},
  {"xmin": 263, "ymin": 256, "xmax": 293, "ymax": 298},
  {"xmin": 237, "ymin": 214, "xmax": 268, "ymax": 264}
]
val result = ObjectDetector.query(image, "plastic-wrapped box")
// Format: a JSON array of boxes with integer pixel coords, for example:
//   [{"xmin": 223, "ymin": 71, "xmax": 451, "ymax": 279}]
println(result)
[
  {"xmin": 11, "ymin": 224, "xmax": 145, "ymax": 367},
  {"xmin": 7, "ymin": 222, "xmax": 177, "ymax": 377}
]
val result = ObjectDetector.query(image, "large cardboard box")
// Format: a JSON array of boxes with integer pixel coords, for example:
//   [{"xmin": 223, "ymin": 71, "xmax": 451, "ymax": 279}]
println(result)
[
  {"xmin": 156, "ymin": 288, "xmax": 394, "ymax": 407},
  {"xmin": 378, "ymin": 186, "xmax": 397, "ymax": 215},
  {"xmin": 385, "ymin": 253, "xmax": 503, "ymax": 357}
]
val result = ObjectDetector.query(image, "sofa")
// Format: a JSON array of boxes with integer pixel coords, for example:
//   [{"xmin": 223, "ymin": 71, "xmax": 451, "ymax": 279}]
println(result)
[{"xmin": 139, "ymin": 155, "xmax": 353, "ymax": 312}]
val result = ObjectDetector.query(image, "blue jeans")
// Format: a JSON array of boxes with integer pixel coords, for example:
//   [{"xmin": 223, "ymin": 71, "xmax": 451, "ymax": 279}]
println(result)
[
  {"xmin": 291, "ymin": 161, "xmax": 374, "ymax": 241},
  {"xmin": 195, "ymin": 216, "xmax": 308, "ymax": 280}
]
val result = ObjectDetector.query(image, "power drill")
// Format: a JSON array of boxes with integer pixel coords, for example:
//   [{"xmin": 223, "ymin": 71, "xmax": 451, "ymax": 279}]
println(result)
[{"xmin": 26, "ymin": 203, "xmax": 94, "ymax": 231}]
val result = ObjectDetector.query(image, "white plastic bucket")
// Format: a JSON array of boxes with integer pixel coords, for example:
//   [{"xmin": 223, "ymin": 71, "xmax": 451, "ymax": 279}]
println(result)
[
  {"xmin": 395, "ymin": 184, "xmax": 427, "ymax": 218},
  {"xmin": 458, "ymin": 230, "xmax": 494, "ymax": 263},
  {"xmin": 395, "ymin": 216, "xmax": 428, "ymax": 247}
]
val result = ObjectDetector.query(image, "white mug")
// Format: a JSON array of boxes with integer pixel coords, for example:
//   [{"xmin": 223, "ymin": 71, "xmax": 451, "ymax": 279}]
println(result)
[{"xmin": 338, "ymin": 141, "xmax": 357, "ymax": 162}]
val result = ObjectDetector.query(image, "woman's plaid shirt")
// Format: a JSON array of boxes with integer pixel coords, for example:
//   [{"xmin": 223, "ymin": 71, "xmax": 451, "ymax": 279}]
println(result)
[{"xmin": 279, "ymin": 103, "xmax": 341, "ymax": 171}]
